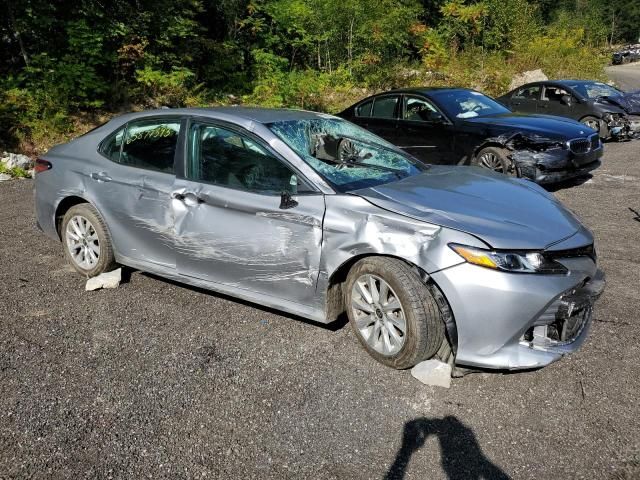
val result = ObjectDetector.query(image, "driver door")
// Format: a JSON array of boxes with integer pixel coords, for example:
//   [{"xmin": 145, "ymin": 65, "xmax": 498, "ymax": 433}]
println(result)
[
  {"xmin": 394, "ymin": 95, "xmax": 454, "ymax": 164},
  {"xmin": 172, "ymin": 119, "xmax": 326, "ymax": 307},
  {"xmin": 539, "ymin": 84, "xmax": 576, "ymax": 118}
]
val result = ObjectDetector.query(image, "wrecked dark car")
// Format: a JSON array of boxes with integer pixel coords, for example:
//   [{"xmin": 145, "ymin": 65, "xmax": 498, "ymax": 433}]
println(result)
[
  {"xmin": 35, "ymin": 107, "xmax": 605, "ymax": 371},
  {"xmin": 499, "ymin": 80, "xmax": 640, "ymax": 140},
  {"xmin": 339, "ymin": 87, "xmax": 603, "ymax": 185},
  {"xmin": 612, "ymin": 45, "xmax": 640, "ymax": 65}
]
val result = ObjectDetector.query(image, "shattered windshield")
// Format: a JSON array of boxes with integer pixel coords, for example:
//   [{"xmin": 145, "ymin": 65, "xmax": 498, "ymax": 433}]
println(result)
[
  {"xmin": 267, "ymin": 117, "xmax": 427, "ymax": 192},
  {"xmin": 566, "ymin": 82, "xmax": 624, "ymax": 99},
  {"xmin": 430, "ymin": 90, "xmax": 510, "ymax": 119}
]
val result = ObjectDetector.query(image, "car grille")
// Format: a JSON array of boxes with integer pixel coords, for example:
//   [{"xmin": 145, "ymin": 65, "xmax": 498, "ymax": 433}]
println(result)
[
  {"xmin": 546, "ymin": 243, "xmax": 596, "ymax": 261},
  {"xmin": 569, "ymin": 138, "xmax": 591, "ymax": 154},
  {"xmin": 569, "ymin": 134, "xmax": 600, "ymax": 154}
]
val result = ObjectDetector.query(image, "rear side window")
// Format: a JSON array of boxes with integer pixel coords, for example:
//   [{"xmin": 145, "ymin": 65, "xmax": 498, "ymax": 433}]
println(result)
[
  {"xmin": 371, "ymin": 96, "xmax": 399, "ymax": 119},
  {"xmin": 356, "ymin": 99, "xmax": 373, "ymax": 117},
  {"xmin": 100, "ymin": 119, "xmax": 180, "ymax": 173}
]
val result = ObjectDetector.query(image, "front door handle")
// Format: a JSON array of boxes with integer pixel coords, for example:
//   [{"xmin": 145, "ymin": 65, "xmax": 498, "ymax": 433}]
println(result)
[{"xmin": 90, "ymin": 171, "xmax": 112, "ymax": 182}]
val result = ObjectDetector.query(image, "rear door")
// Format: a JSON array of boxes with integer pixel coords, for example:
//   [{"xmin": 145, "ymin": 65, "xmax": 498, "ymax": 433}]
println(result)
[
  {"xmin": 505, "ymin": 84, "xmax": 541, "ymax": 114},
  {"xmin": 95, "ymin": 117, "xmax": 182, "ymax": 268},
  {"xmin": 171, "ymin": 119, "xmax": 326, "ymax": 306},
  {"xmin": 349, "ymin": 94, "xmax": 401, "ymax": 142},
  {"xmin": 394, "ymin": 95, "xmax": 455, "ymax": 164}
]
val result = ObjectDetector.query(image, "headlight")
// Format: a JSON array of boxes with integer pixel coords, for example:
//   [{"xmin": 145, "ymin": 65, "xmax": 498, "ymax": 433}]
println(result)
[{"xmin": 449, "ymin": 244, "xmax": 568, "ymax": 274}]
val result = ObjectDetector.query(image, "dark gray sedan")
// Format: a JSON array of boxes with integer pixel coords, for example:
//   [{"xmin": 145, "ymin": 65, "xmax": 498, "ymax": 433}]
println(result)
[{"xmin": 35, "ymin": 108, "xmax": 604, "ymax": 371}]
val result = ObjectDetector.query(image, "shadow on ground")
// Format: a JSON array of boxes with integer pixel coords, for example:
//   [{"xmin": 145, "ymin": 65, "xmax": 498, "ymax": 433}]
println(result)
[{"xmin": 385, "ymin": 416, "xmax": 510, "ymax": 480}]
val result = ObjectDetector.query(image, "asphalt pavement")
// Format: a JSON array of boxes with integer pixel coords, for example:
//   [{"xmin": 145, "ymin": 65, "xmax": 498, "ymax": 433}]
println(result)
[{"xmin": 606, "ymin": 61, "xmax": 640, "ymax": 91}]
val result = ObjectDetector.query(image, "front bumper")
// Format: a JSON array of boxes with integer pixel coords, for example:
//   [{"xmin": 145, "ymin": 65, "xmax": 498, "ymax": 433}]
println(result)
[
  {"xmin": 608, "ymin": 115, "xmax": 640, "ymax": 140},
  {"xmin": 512, "ymin": 145, "xmax": 603, "ymax": 185},
  {"xmin": 431, "ymin": 256, "xmax": 605, "ymax": 370}
]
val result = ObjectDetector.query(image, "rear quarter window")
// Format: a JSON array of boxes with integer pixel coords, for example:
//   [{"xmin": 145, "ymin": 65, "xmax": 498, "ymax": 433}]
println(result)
[{"xmin": 356, "ymin": 100, "xmax": 373, "ymax": 117}]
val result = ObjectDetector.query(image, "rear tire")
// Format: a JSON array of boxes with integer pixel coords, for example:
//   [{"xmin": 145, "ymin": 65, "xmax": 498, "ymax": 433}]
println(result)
[
  {"xmin": 473, "ymin": 147, "xmax": 518, "ymax": 176},
  {"xmin": 61, "ymin": 203, "xmax": 116, "ymax": 277},
  {"xmin": 345, "ymin": 257, "xmax": 446, "ymax": 369}
]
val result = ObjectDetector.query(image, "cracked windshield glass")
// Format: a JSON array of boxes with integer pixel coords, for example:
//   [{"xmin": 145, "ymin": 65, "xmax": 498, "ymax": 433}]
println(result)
[{"xmin": 268, "ymin": 117, "xmax": 427, "ymax": 192}]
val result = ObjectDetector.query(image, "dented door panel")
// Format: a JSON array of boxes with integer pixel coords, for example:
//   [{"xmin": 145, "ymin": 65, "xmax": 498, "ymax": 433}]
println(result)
[{"xmin": 172, "ymin": 179, "xmax": 325, "ymax": 307}]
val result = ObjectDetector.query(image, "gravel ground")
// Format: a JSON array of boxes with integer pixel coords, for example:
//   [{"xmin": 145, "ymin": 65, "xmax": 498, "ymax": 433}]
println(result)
[{"xmin": 1, "ymin": 141, "xmax": 639, "ymax": 479}]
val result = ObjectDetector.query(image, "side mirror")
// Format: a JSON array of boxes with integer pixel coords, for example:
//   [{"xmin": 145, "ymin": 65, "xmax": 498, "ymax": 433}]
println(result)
[
  {"xmin": 280, "ymin": 190, "xmax": 298, "ymax": 210},
  {"xmin": 561, "ymin": 94, "xmax": 573, "ymax": 106}
]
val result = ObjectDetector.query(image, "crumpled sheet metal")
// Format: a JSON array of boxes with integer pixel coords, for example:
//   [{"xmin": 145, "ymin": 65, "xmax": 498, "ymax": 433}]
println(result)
[{"xmin": 484, "ymin": 132, "xmax": 570, "ymax": 177}]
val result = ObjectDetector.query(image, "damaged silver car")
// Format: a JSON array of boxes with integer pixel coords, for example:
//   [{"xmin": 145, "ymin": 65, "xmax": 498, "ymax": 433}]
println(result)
[{"xmin": 35, "ymin": 108, "xmax": 605, "ymax": 370}]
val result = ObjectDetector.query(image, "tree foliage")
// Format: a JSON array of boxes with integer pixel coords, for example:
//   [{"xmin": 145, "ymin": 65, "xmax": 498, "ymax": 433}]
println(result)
[{"xmin": 0, "ymin": 0, "xmax": 637, "ymax": 152}]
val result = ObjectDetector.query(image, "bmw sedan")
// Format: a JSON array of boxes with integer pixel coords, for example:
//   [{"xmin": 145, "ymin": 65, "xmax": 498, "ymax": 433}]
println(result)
[
  {"xmin": 339, "ymin": 88, "xmax": 603, "ymax": 185},
  {"xmin": 35, "ymin": 108, "xmax": 605, "ymax": 371},
  {"xmin": 498, "ymin": 80, "xmax": 640, "ymax": 139}
]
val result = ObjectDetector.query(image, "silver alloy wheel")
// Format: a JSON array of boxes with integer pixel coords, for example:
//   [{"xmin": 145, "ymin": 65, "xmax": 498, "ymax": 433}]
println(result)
[
  {"xmin": 65, "ymin": 215, "xmax": 100, "ymax": 270},
  {"xmin": 351, "ymin": 274, "xmax": 407, "ymax": 356},
  {"xmin": 478, "ymin": 152, "xmax": 504, "ymax": 172},
  {"xmin": 582, "ymin": 118, "xmax": 600, "ymax": 131}
]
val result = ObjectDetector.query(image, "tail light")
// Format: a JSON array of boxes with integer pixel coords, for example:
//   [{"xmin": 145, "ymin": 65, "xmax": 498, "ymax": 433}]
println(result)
[{"xmin": 34, "ymin": 158, "xmax": 52, "ymax": 174}]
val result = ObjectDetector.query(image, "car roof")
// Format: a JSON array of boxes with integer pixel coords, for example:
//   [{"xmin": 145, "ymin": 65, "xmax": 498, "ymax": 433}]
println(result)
[
  {"xmin": 107, "ymin": 106, "xmax": 337, "ymax": 126},
  {"xmin": 371, "ymin": 87, "xmax": 472, "ymax": 96}
]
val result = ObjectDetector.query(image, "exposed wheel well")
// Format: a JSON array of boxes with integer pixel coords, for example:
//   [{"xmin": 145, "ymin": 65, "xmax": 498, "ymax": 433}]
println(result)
[
  {"xmin": 54, "ymin": 196, "xmax": 88, "ymax": 239},
  {"xmin": 326, "ymin": 254, "xmax": 458, "ymax": 353},
  {"xmin": 473, "ymin": 142, "xmax": 508, "ymax": 159}
]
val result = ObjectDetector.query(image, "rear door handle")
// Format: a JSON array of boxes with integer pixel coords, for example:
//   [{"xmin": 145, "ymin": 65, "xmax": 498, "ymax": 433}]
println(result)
[{"xmin": 90, "ymin": 171, "xmax": 112, "ymax": 182}]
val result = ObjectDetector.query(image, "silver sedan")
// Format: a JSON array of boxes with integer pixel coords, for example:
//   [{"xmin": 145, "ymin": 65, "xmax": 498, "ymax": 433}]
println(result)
[{"xmin": 34, "ymin": 108, "xmax": 605, "ymax": 370}]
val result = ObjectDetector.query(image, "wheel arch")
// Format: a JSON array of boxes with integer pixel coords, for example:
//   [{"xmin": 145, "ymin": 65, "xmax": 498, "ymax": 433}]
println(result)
[
  {"xmin": 472, "ymin": 141, "xmax": 509, "ymax": 160},
  {"xmin": 54, "ymin": 195, "xmax": 91, "ymax": 239},
  {"xmin": 325, "ymin": 253, "xmax": 458, "ymax": 354}
]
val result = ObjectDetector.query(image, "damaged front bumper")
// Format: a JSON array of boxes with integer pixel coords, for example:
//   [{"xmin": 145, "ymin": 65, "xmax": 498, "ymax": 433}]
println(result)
[
  {"xmin": 511, "ymin": 141, "xmax": 603, "ymax": 184},
  {"xmin": 607, "ymin": 115, "xmax": 639, "ymax": 140},
  {"xmin": 431, "ymin": 254, "xmax": 605, "ymax": 370}
]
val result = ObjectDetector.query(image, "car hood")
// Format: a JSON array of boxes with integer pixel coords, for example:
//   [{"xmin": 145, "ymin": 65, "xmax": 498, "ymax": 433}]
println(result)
[
  {"xmin": 597, "ymin": 92, "xmax": 640, "ymax": 115},
  {"xmin": 462, "ymin": 113, "xmax": 593, "ymax": 139},
  {"xmin": 352, "ymin": 166, "xmax": 585, "ymax": 250}
]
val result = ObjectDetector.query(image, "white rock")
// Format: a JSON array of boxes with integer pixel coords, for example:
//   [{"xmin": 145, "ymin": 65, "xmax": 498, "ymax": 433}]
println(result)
[
  {"xmin": 411, "ymin": 359, "xmax": 452, "ymax": 388},
  {"xmin": 85, "ymin": 268, "xmax": 122, "ymax": 291},
  {"xmin": 509, "ymin": 69, "xmax": 548, "ymax": 91},
  {"xmin": 0, "ymin": 173, "xmax": 11, "ymax": 182},
  {"xmin": 1, "ymin": 152, "xmax": 33, "ymax": 170}
]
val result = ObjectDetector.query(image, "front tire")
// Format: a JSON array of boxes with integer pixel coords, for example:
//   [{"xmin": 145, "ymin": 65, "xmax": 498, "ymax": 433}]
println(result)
[
  {"xmin": 473, "ymin": 147, "xmax": 517, "ymax": 176},
  {"xmin": 580, "ymin": 116, "xmax": 608, "ymax": 139},
  {"xmin": 61, "ymin": 203, "xmax": 116, "ymax": 277},
  {"xmin": 345, "ymin": 257, "xmax": 445, "ymax": 369}
]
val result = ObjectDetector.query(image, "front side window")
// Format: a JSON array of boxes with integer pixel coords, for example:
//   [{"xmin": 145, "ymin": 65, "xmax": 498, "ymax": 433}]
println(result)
[
  {"xmin": 403, "ymin": 96, "xmax": 439, "ymax": 121},
  {"xmin": 120, "ymin": 119, "xmax": 180, "ymax": 173},
  {"xmin": 542, "ymin": 86, "xmax": 571, "ymax": 103},
  {"xmin": 188, "ymin": 123, "xmax": 302, "ymax": 194},
  {"xmin": 513, "ymin": 85, "xmax": 541, "ymax": 100},
  {"xmin": 371, "ymin": 96, "xmax": 399, "ymax": 119},
  {"xmin": 268, "ymin": 117, "xmax": 427, "ymax": 193}
]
